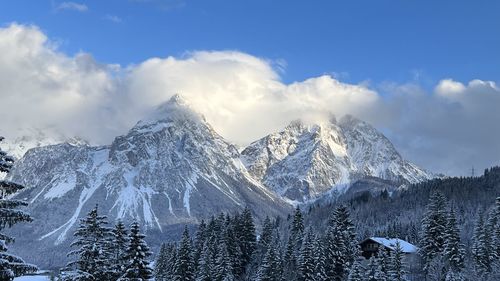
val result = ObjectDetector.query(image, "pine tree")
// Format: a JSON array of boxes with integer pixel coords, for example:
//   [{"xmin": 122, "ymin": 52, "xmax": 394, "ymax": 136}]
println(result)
[
  {"xmin": 443, "ymin": 206, "xmax": 465, "ymax": 272},
  {"xmin": 121, "ymin": 221, "xmax": 153, "ymax": 280},
  {"xmin": 486, "ymin": 197, "xmax": 500, "ymax": 265},
  {"xmin": 155, "ymin": 243, "xmax": 172, "ymax": 281},
  {"xmin": 472, "ymin": 211, "xmax": 492, "ymax": 274},
  {"xmin": 331, "ymin": 205, "xmax": 357, "ymax": 264},
  {"xmin": 222, "ymin": 216, "xmax": 240, "ymax": 277},
  {"xmin": 492, "ymin": 197, "xmax": 500, "ymax": 259},
  {"xmin": 297, "ymin": 231, "xmax": 315, "ymax": 281},
  {"xmin": 323, "ymin": 205, "xmax": 356, "ymax": 281},
  {"xmin": 374, "ymin": 248, "xmax": 390, "ymax": 281},
  {"xmin": 193, "ymin": 220, "xmax": 207, "ymax": 272},
  {"xmin": 420, "ymin": 191, "xmax": 448, "ymax": 270},
  {"xmin": 257, "ymin": 243, "xmax": 280, "ymax": 281},
  {"xmin": 312, "ymin": 235, "xmax": 327, "ymax": 281},
  {"xmin": 174, "ymin": 226, "xmax": 194, "ymax": 281},
  {"xmin": 67, "ymin": 205, "xmax": 113, "ymax": 280},
  {"xmin": 238, "ymin": 207, "xmax": 256, "ymax": 274},
  {"xmin": 0, "ymin": 137, "xmax": 37, "ymax": 280},
  {"xmin": 195, "ymin": 241, "xmax": 212, "ymax": 281},
  {"xmin": 445, "ymin": 269, "xmax": 466, "ymax": 281},
  {"xmin": 112, "ymin": 220, "xmax": 129, "ymax": 277},
  {"xmin": 365, "ymin": 256, "xmax": 377, "ymax": 281},
  {"xmin": 166, "ymin": 244, "xmax": 178, "ymax": 280},
  {"xmin": 389, "ymin": 242, "xmax": 406, "ymax": 281},
  {"xmin": 347, "ymin": 260, "xmax": 364, "ymax": 281},
  {"xmin": 258, "ymin": 216, "xmax": 274, "ymax": 257},
  {"xmin": 284, "ymin": 206, "xmax": 304, "ymax": 280},
  {"xmin": 215, "ymin": 242, "xmax": 235, "ymax": 281}
]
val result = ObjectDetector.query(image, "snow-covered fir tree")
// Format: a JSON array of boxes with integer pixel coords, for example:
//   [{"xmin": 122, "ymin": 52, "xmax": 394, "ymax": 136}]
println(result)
[
  {"xmin": 0, "ymin": 137, "xmax": 37, "ymax": 280},
  {"xmin": 215, "ymin": 229, "xmax": 235, "ymax": 281},
  {"xmin": 257, "ymin": 217, "xmax": 274, "ymax": 258},
  {"xmin": 284, "ymin": 206, "xmax": 304, "ymax": 280},
  {"xmin": 486, "ymin": 197, "xmax": 500, "ymax": 269},
  {"xmin": 312, "ymin": 234, "xmax": 327, "ymax": 281},
  {"xmin": 374, "ymin": 248, "xmax": 390, "ymax": 281},
  {"xmin": 389, "ymin": 241, "xmax": 407, "ymax": 281},
  {"xmin": 297, "ymin": 231, "xmax": 315, "ymax": 281},
  {"xmin": 492, "ymin": 197, "xmax": 500, "ymax": 259},
  {"xmin": 173, "ymin": 226, "xmax": 195, "ymax": 281},
  {"xmin": 67, "ymin": 205, "xmax": 113, "ymax": 281},
  {"xmin": 346, "ymin": 260, "xmax": 364, "ymax": 281},
  {"xmin": 120, "ymin": 221, "xmax": 153, "ymax": 281},
  {"xmin": 472, "ymin": 211, "xmax": 492, "ymax": 274},
  {"xmin": 155, "ymin": 243, "xmax": 176, "ymax": 281},
  {"xmin": 419, "ymin": 191, "xmax": 448, "ymax": 271},
  {"xmin": 192, "ymin": 220, "xmax": 206, "ymax": 272},
  {"xmin": 112, "ymin": 220, "xmax": 129, "ymax": 277},
  {"xmin": 257, "ymin": 243, "xmax": 280, "ymax": 281},
  {"xmin": 443, "ymin": 206, "xmax": 465, "ymax": 274},
  {"xmin": 445, "ymin": 269, "xmax": 466, "ymax": 281},
  {"xmin": 323, "ymin": 205, "xmax": 356, "ymax": 281},
  {"xmin": 237, "ymin": 207, "xmax": 256, "ymax": 277},
  {"xmin": 196, "ymin": 241, "xmax": 213, "ymax": 281},
  {"xmin": 365, "ymin": 256, "xmax": 378, "ymax": 281}
]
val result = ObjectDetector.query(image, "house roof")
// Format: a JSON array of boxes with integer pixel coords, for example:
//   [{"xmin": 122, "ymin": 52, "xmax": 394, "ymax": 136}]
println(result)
[{"xmin": 361, "ymin": 237, "xmax": 419, "ymax": 253}]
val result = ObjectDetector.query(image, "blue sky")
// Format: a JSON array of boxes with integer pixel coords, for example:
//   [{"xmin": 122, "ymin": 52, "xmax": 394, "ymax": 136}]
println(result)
[
  {"xmin": 0, "ymin": 0, "xmax": 499, "ymax": 175},
  {"xmin": 1, "ymin": 0, "xmax": 499, "ymax": 86}
]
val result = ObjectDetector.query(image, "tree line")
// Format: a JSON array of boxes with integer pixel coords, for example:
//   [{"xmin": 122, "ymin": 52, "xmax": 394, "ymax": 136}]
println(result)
[
  {"xmin": 153, "ymin": 193, "xmax": 499, "ymax": 281},
  {"xmin": 153, "ymin": 205, "xmax": 412, "ymax": 281}
]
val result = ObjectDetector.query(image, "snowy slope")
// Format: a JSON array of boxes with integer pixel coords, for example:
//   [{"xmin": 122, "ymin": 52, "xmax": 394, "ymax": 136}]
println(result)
[
  {"xmin": 5, "ymin": 95, "xmax": 432, "ymax": 267},
  {"xmin": 241, "ymin": 115, "xmax": 432, "ymax": 202},
  {"xmin": 0, "ymin": 127, "xmax": 87, "ymax": 160},
  {"xmin": 7, "ymin": 95, "xmax": 289, "ymax": 268}
]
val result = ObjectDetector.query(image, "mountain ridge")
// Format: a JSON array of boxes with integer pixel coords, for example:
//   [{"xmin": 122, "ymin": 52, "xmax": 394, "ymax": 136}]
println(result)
[
  {"xmin": 4, "ymin": 95, "xmax": 431, "ymax": 267},
  {"xmin": 241, "ymin": 115, "xmax": 431, "ymax": 202}
]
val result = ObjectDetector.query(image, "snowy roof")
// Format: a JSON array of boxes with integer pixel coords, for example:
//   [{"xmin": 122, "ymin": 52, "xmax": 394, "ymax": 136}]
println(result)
[{"xmin": 362, "ymin": 237, "xmax": 419, "ymax": 253}]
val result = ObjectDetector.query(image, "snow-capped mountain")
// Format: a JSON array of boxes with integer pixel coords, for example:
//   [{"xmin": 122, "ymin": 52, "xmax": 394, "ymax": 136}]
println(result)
[
  {"xmin": 4, "ymin": 95, "xmax": 432, "ymax": 267},
  {"xmin": 0, "ymin": 127, "xmax": 87, "ymax": 160},
  {"xmin": 241, "ymin": 115, "xmax": 431, "ymax": 202},
  {"xmin": 6, "ymin": 95, "xmax": 289, "ymax": 267}
]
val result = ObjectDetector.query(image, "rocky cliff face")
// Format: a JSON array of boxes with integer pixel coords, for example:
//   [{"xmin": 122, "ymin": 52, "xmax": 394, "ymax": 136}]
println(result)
[
  {"xmin": 5, "ymin": 96, "xmax": 432, "ymax": 267},
  {"xmin": 241, "ymin": 115, "xmax": 431, "ymax": 202},
  {"xmin": 7, "ymin": 95, "xmax": 289, "ymax": 268}
]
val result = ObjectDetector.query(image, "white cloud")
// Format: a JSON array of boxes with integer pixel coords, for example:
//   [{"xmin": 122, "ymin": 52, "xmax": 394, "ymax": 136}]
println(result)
[
  {"xmin": 0, "ymin": 24, "xmax": 116, "ymax": 143},
  {"xmin": 104, "ymin": 15, "xmax": 123, "ymax": 23},
  {"xmin": 123, "ymin": 51, "xmax": 380, "ymax": 144},
  {"xmin": 435, "ymin": 79, "xmax": 466, "ymax": 98},
  {"xmin": 0, "ymin": 23, "xmax": 498, "ymax": 176},
  {"xmin": 56, "ymin": 2, "xmax": 88, "ymax": 12}
]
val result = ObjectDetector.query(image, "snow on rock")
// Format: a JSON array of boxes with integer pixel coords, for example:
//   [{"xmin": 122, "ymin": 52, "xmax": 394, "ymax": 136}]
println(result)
[
  {"xmin": 6, "ymin": 94, "xmax": 431, "ymax": 268},
  {"xmin": 241, "ymin": 115, "xmax": 432, "ymax": 202},
  {"xmin": 0, "ymin": 127, "xmax": 87, "ymax": 161},
  {"xmin": 7, "ymin": 95, "xmax": 289, "ymax": 269}
]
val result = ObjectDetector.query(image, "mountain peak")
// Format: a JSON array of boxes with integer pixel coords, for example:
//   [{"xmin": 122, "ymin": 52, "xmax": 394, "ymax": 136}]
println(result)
[
  {"xmin": 339, "ymin": 114, "xmax": 365, "ymax": 129},
  {"xmin": 242, "ymin": 114, "xmax": 432, "ymax": 201},
  {"xmin": 137, "ymin": 94, "xmax": 206, "ymax": 128},
  {"xmin": 167, "ymin": 93, "xmax": 189, "ymax": 107}
]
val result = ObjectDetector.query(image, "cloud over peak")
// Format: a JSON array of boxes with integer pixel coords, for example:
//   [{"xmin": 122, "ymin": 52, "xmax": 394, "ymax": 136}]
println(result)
[{"xmin": 0, "ymin": 23, "xmax": 498, "ymax": 176}]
